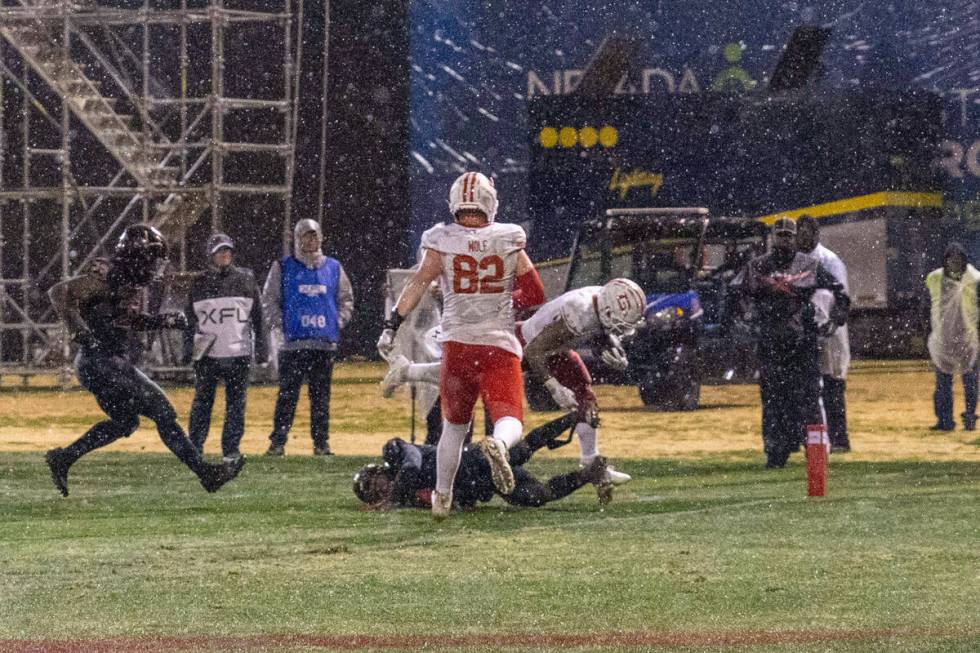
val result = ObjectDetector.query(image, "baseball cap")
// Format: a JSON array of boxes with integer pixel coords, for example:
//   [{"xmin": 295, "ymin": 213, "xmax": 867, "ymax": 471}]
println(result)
[
  {"xmin": 207, "ymin": 233, "xmax": 234, "ymax": 255},
  {"xmin": 772, "ymin": 217, "xmax": 797, "ymax": 235}
]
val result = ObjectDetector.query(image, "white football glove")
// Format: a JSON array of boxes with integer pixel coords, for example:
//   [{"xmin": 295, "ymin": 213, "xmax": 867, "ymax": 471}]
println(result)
[
  {"xmin": 600, "ymin": 344, "xmax": 629, "ymax": 371},
  {"xmin": 543, "ymin": 377, "xmax": 578, "ymax": 410},
  {"xmin": 376, "ymin": 328, "xmax": 396, "ymax": 362}
]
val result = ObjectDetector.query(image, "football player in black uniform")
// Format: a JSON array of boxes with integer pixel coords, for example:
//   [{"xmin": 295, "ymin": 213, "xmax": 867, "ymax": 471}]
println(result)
[
  {"xmin": 352, "ymin": 413, "xmax": 612, "ymax": 510},
  {"xmin": 44, "ymin": 224, "xmax": 245, "ymax": 496}
]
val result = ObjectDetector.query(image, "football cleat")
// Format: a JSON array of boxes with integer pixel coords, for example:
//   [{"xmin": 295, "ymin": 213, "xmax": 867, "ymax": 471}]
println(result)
[
  {"xmin": 199, "ymin": 456, "xmax": 246, "ymax": 493},
  {"xmin": 381, "ymin": 355, "xmax": 410, "ymax": 398},
  {"xmin": 595, "ymin": 481, "xmax": 614, "ymax": 507},
  {"xmin": 479, "ymin": 438, "xmax": 515, "ymax": 495},
  {"xmin": 265, "ymin": 443, "xmax": 285, "ymax": 456},
  {"xmin": 603, "ymin": 465, "xmax": 632, "ymax": 486},
  {"xmin": 580, "ymin": 456, "xmax": 614, "ymax": 506},
  {"xmin": 431, "ymin": 490, "xmax": 452, "ymax": 521},
  {"xmin": 45, "ymin": 448, "xmax": 71, "ymax": 497},
  {"xmin": 313, "ymin": 444, "xmax": 333, "ymax": 457}
]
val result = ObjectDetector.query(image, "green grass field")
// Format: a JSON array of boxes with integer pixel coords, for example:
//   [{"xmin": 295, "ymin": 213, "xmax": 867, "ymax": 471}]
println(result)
[
  {"xmin": 1, "ymin": 454, "xmax": 978, "ymax": 652},
  {"xmin": 1, "ymin": 362, "xmax": 979, "ymax": 652}
]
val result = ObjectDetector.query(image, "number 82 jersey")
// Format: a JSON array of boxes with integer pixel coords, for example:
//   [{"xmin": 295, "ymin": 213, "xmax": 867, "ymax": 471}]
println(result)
[{"xmin": 421, "ymin": 221, "xmax": 526, "ymax": 357}]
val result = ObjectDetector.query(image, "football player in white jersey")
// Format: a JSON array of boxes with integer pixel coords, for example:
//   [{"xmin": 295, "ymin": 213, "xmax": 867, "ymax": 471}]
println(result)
[
  {"xmin": 377, "ymin": 171, "xmax": 545, "ymax": 520},
  {"xmin": 383, "ymin": 279, "xmax": 646, "ymax": 492},
  {"xmin": 518, "ymin": 278, "xmax": 645, "ymax": 486}
]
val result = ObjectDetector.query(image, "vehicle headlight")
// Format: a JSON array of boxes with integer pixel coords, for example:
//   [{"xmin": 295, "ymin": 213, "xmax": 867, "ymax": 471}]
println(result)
[{"xmin": 647, "ymin": 306, "xmax": 685, "ymax": 326}]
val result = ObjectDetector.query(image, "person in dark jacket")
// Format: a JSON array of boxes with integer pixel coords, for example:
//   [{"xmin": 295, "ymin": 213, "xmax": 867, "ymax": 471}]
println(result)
[
  {"xmin": 262, "ymin": 219, "xmax": 354, "ymax": 457},
  {"xmin": 183, "ymin": 233, "xmax": 266, "ymax": 463},
  {"xmin": 44, "ymin": 224, "xmax": 245, "ymax": 497},
  {"xmin": 352, "ymin": 413, "xmax": 612, "ymax": 510},
  {"xmin": 732, "ymin": 217, "xmax": 850, "ymax": 468}
]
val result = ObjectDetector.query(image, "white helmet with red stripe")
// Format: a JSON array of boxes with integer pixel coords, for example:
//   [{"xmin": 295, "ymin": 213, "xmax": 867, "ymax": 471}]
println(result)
[
  {"xmin": 596, "ymin": 278, "xmax": 646, "ymax": 336},
  {"xmin": 449, "ymin": 171, "xmax": 498, "ymax": 223}
]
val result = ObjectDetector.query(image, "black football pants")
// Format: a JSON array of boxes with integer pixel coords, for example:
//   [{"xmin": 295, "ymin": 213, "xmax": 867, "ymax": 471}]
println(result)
[{"xmin": 64, "ymin": 352, "xmax": 207, "ymax": 476}]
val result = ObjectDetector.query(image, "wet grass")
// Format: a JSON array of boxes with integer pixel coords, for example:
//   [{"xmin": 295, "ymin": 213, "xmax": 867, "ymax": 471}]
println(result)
[
  {"xmin": 0, "ymin": 451, "xmax": 977, "ymax": 651},
  {"xmin": 1, "ymin": 359, "xmax": 978, "ymax": 650}
]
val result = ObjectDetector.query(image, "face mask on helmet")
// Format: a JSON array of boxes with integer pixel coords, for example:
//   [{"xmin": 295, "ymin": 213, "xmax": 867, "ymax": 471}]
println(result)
[
  {"xmin": 448, "ymin": 172, "xmax": 498, "ymax": 224},
  {"xmin": 596, "ymin": 278, "xmax": 646, "ymax": 336},
  {"xmin": 352, "ymin": 463, "xmax": 394, "ymax": 505}
]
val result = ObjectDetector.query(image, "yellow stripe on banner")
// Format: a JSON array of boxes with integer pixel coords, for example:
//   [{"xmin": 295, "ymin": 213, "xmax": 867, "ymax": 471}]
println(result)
[
  {"xmin": 535, "ymin": 256, "xmax": 571, "ymax": 269},
  {"xmin": 755, "ymin": 191, "xmax": 944, "ymax": 225}
]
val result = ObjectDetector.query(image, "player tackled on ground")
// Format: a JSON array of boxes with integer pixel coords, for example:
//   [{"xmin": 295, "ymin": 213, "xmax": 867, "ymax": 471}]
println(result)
[
  {"xmin": 353, "ymin": 413, "xmax": 613, "ymax": 510},
  {"xmin": 44, "ymin": 225, "xmax": 245, "ymax": 496},
  {"xmin": 377, "ymin": 171, "xmax": 545, "ymax": 520}
]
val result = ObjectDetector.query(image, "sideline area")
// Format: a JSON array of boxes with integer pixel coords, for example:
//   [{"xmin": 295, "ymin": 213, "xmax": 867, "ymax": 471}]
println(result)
[{"xmin": 1, "ymin": 359, "xmax": 977, "ymax": 462}]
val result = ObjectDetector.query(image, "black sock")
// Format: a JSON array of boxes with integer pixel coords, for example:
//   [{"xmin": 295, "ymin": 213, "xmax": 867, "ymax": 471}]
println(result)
[
  {"xmin": 546, "ymin": 470, "xmax": 589, "ymax": 501},
  {"xmin": 157, "ymin": 419, "xmax": 209, "ymax": 476},
  {"xmin": 507, "ymin": 442, "xmax": 532, "ymax": 467},
  {"xmin": 524, "ymin": 413, "xmax": 577, "ymax": 451},
  {"xmin": 63, "ymin": 420, "xmax": 134, "ymax": 464}
]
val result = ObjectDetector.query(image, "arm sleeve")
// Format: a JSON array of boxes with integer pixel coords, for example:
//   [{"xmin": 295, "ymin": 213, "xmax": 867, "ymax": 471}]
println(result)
[
  {"xmin": 816, "ymin": 264, "xmax": 850, "ymax": 325},
  {"xmin": 512, "ymin": 268, "xmax": 545, "ymax": 312},
  {"xmin": 262, "ymin": 261, "xmax": 283, "ymax": 332},
  {"xmin": 336, "ymin": 265, "xmax": 354, "ymax": 329},
  {"xmin": 823, "ymin": 254, "xmax": 850, "ymax": 294}
]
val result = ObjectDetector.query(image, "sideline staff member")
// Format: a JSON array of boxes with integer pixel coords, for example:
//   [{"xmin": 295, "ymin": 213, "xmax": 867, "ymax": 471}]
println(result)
[
  {"xmin": 733, "ymin": 217, "xmax": 849, "ymax": 468},
  {"xmin": 183, "ymin": 233, "xmax": 266, "ymax": 463},
  {"xmin": 926, "ymin": 242, "xmax": 980, "ymax": 431},
  {"xmin": 796, "ymin": 216, "xmax": 851, "ymax": 452},
  {"xmin": 262, "ymin": 219, "xmax": 353, "ymax": 456}
]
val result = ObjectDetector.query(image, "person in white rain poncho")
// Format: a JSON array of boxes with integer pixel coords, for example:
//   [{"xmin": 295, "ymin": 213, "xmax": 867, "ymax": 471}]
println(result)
[
  {"xmin": 797, "ymin": 216, "xmax": 851, "ymax": 452},
  {"xmin": 926, "ymin": 242, "xmax": 980, "ymax": 432}
]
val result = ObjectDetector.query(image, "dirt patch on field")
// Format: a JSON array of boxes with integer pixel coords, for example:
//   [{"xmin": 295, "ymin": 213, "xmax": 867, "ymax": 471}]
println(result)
[
  {"xmin": 1, "ymin": 360, "xmax": 977, "ymax": 462},
  {"xmin": 3, "ymin": 627, "xmax": 976, "ymax": 652}
]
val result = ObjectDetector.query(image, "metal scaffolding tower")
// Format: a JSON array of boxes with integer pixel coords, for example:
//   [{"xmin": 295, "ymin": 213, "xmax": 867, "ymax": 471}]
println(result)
[{"xmin": 0, "ymin": 0, "xmax": 300, "ymax": 376}]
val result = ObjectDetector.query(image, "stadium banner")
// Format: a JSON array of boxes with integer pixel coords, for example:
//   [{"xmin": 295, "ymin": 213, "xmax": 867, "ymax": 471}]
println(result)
[{"xmin": 409, "ymin": 0, "xmax": 980, "ymax": 259}]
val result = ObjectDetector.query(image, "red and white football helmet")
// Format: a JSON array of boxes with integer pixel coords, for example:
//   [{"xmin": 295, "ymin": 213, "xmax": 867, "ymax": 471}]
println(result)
[
  {"xmin": 448, "ymin": 171, "xmax": 498, "ymax": 223},
  {"xmin": 596, "ymin": 278, "xmax": 646, "ymax": 336}
]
